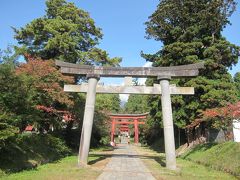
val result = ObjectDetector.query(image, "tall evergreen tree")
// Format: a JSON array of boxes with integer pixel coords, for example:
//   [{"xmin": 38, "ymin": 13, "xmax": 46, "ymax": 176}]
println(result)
[
  {"xmin": 12, "ymin": 0, "xmax": 122, "ymax": 147},
  {"xmin": 234, "ymin": 72, "xmax": 240, "ymax": 99},
  {"xmin": 124, "ymin": 95, "xmax": 150, "ymax": 114},
  {"xmin": 143, "ymin": 0, "xmax": 240, "ymax": 128},
  {"xmin": 14, "ymin": 0, "xmax": 121, "ymax": 66},
  {"xmin": 96, "ymin": 94, "xmax": 121, "ymax": 113}
]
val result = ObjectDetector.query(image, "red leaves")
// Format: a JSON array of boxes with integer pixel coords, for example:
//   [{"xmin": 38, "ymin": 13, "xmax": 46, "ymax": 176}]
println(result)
[
  {"xmin": 203, "ymin": 109, "xmax": 219, "ymax": 118},
  {"xmin": 16, "ymin": 55, "xmax": 74, "ymax": 106},
  {"xmin": 36, "ymin": 105, "xmax": 74, "ymax": 122},
  {"xmin": 36, "ymin": 105, "xmax": 56, "ymax": 113},
  {"xmin": 15, "ymin": 55, "xmax": 76, "ymax": 123},
  {"xmin": 16, "ymin": 55, "xmax": 56, "ymax": 77},
  {"xmin": 187, "ymin": 102, "xmax": 240, "ymax": 130},
  {"xmin": 229, "ymin": 102, "xmax": 240, "ymax": 118},
  {"xmin": 203, "ymin": 102, "xmax": 240, "ymax": 119}
]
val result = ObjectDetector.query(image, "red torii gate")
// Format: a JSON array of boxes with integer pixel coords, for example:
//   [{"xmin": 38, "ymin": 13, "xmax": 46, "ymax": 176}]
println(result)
[{"xmin": 109, "ymin": 113, "xmax": 148, "ymax": 144}]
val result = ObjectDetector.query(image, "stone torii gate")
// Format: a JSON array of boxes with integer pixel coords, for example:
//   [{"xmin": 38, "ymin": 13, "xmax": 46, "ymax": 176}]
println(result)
[
  {"xmin": 56, "ymin": 60, "xmax": 204, "ymax": 170},
  {"xmin": 109, "ymin": 113, "xmax": 148, "ymax": 145}
]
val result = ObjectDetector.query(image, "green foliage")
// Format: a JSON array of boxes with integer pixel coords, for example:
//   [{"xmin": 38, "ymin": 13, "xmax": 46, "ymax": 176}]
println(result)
[
  {"xmin": 13, "ymin": 0, "xmax": 121, "ymax": 66},
  {"xmin": 15, "ymin": 57, "xmax": 76, "ymax": 132},
  {"xmin": 0, "ymin": 52, "xmax": 28, "ymax": 146},
  {"xmin": 182, "ymin": 142, "xmax": 240, "ymax": 176},
  {"xmin": 95, "ymin": 94, "xmax": 121, "ymax": 113},
  {"xmin": 0, "ymin": 122, "xmax": 18, "ymax": 148},
  {"xmin": 142, "ymin": 0, "xmax": 240, "ymax": 130},
  {"xmin": 124, "ymin": 92, "xmax": 153, "ymax": 145},
  {"xmin": 7, "ymin": 0, "xmax": 122, "ymax": 156},
  {"xmin": 0, "ymin": 51, "xmax": 76, "ymax": 165},
  {"xmin": 145, "ymin": 0, "xmax": 236, "ymax": 45},
  {"xmin": 234, "ymin": 72, "xmax": 240, "ymax": 99},
  {"xmin": 1, "ymin": 0, "xmax": 123, "ymax": 170},
  {"xmin": 99, "ymin": 136, "xmax": 111, "ymax": 146},
  {"xmin": 90, "ymin": 94, "xmax": 121, "ymax": 147},
  {"xmin": 0, "ymin": 55, "xmax": 77, "ymax": 135},
  {"xmin": 0, "ymin": 63, "xmax": 38, "ymax": 133},
  {"xmin": 0, "ymin": 134, "xmax": 70, "ymax": 174},
  {"xmin": 0, "ymin": 46, "xmax": 19, "ymax": 66},
  {"xmin": 124, "ymin": 94, "xmax": 150, "ymax": 114}
]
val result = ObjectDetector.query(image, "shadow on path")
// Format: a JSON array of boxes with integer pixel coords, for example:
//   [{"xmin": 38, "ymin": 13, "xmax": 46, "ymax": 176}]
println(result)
[{"xmin": 88, "ymin": 154, "xmax": 112, "ymax": 165}]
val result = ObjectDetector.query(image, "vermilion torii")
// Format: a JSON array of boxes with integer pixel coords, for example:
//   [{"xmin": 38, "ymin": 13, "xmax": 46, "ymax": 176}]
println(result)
[
  {"xmin": 56, "ymin": 60, "xmax": 204, "ymax": 170},
  {"xmin": 109, "ymin": 113, "xmax": 148, "ymax": 145}
]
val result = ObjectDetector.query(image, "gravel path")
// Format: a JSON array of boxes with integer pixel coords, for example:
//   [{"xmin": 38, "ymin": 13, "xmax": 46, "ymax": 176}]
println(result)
[{"xmin": 97, "ymin": 144, "xmax": 155, "ymax": 180}]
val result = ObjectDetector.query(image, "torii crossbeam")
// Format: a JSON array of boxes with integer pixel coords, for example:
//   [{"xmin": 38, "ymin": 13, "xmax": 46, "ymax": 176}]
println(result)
[
  {"xmin": 56, "ymin": 60, "xmax": 204, "ymax": 170},
  {"xmin": 64, "ymin": 84, "xmax": 194, "ymax": 95}
]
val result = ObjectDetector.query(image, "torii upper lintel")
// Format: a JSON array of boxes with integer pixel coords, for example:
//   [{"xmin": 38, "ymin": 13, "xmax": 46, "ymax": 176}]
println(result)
[{"xmin": 56, "ymin": 60, "xmax": 204, "ymax": 78}]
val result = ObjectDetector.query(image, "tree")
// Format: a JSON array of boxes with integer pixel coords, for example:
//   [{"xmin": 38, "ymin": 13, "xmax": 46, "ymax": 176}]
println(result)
[
  {"xmin": 95, "ymin": 94, "xmax": 121, "ymax": 113},
  {"xmin": 14, "ymin": 0, "xmax": 121, "ymax": 66},
  {"xmin": 12, "ymin": 0, "xmax": 121, "ymax": 147},
  {"xmin": 91, "ymin": 94, "xmax": 121, "ymax": 146},
  {"xmin": 15, "ymin": 55, "xmax": 75, "ymax": 131},
  {"xmin": 0, "ymin": 46, "xmax": 19, "ymax": 66},
  {"xmin": 142, "ymin": 0, "xmax": 240, "ymax": 129},
  {"xmin": 0, "ymin": 62, "xmax": 32, "ymax": 145},
  {"xmin": 201, "ymin": 102, "xmax": 240, "ymax": 139},
  {"xmin": 124, "ymin": 95, "xmax": 150, "ymax": 114},
  {"xmin": 234, "ymin": 72, "xmax": 240, "ymax": 99}
]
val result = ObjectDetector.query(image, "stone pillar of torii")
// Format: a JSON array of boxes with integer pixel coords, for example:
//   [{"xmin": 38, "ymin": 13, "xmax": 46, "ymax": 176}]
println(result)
[{"xmin": 56, "ymin": 60, "xmax": 204, "ymax": 170}]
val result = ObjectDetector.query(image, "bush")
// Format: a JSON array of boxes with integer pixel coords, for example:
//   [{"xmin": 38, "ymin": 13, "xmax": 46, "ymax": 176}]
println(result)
[
  {"xmin": 0, "ymin": 133, "xmax": 71, "ymax": 175},
  {"xmin": 99, "ymin": 136, "xmax": 110, "ymax": 146}
]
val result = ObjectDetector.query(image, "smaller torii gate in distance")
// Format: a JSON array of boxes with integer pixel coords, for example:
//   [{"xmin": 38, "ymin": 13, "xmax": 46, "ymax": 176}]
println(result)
[
  {"xmin": 56, "ymin": 60, "xmax": 204, "ymax": 170},
  {"xmin": 109, "ymin": 113, "xmax": 148, "ymax": 145}
]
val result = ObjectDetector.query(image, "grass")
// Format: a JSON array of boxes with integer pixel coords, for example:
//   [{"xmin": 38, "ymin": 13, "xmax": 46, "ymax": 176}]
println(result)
[
  {"xmin": 0, "ymin": 155, "xmax": 100, "ymax": 180},
  {"xmin": 0, "ymin": 132, "xmax": 114, "ymax": 180},
  {"xmin": 134, "ymin": 145, "xmax": 238, "ymax": 180},
  {"xmin": 181, "ymin": 141, "xmax": 240, "ymax": 176},
  {"xmin": 0, "ymin": 146, "xmax": 113, "ymax": 180},
  {"xmin": 2, "ymin": 142, "xmax": 238, "ymax": 180},
  {"xmin": 90, "ymin": 145, "xmax": 113, "ymax": 152}
]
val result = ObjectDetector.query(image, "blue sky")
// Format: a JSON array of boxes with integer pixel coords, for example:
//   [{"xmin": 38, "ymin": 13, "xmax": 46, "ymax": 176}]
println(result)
[{"xmin": 0, "ymin": 0, "xmax": 239, "ymax": 82}]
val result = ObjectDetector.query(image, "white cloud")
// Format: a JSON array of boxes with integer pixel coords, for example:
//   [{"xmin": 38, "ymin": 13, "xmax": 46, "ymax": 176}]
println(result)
[
  {"xmin": 119, "ymin": 94, "xmax": 129, "ymax": 103},
  {"xmin": 143, "ymin": 61, "xmax": 153, "ymax": 67},
  {"xmin": 138, "ymin": 62, "xmax": 152, "ymax": 85}
]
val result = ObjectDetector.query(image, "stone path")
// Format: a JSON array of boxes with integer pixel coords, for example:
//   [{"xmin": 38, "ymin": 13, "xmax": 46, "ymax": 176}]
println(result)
[{"xmin": 97, "ymin": 144, "xmax": 155, "ymax": 180}]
